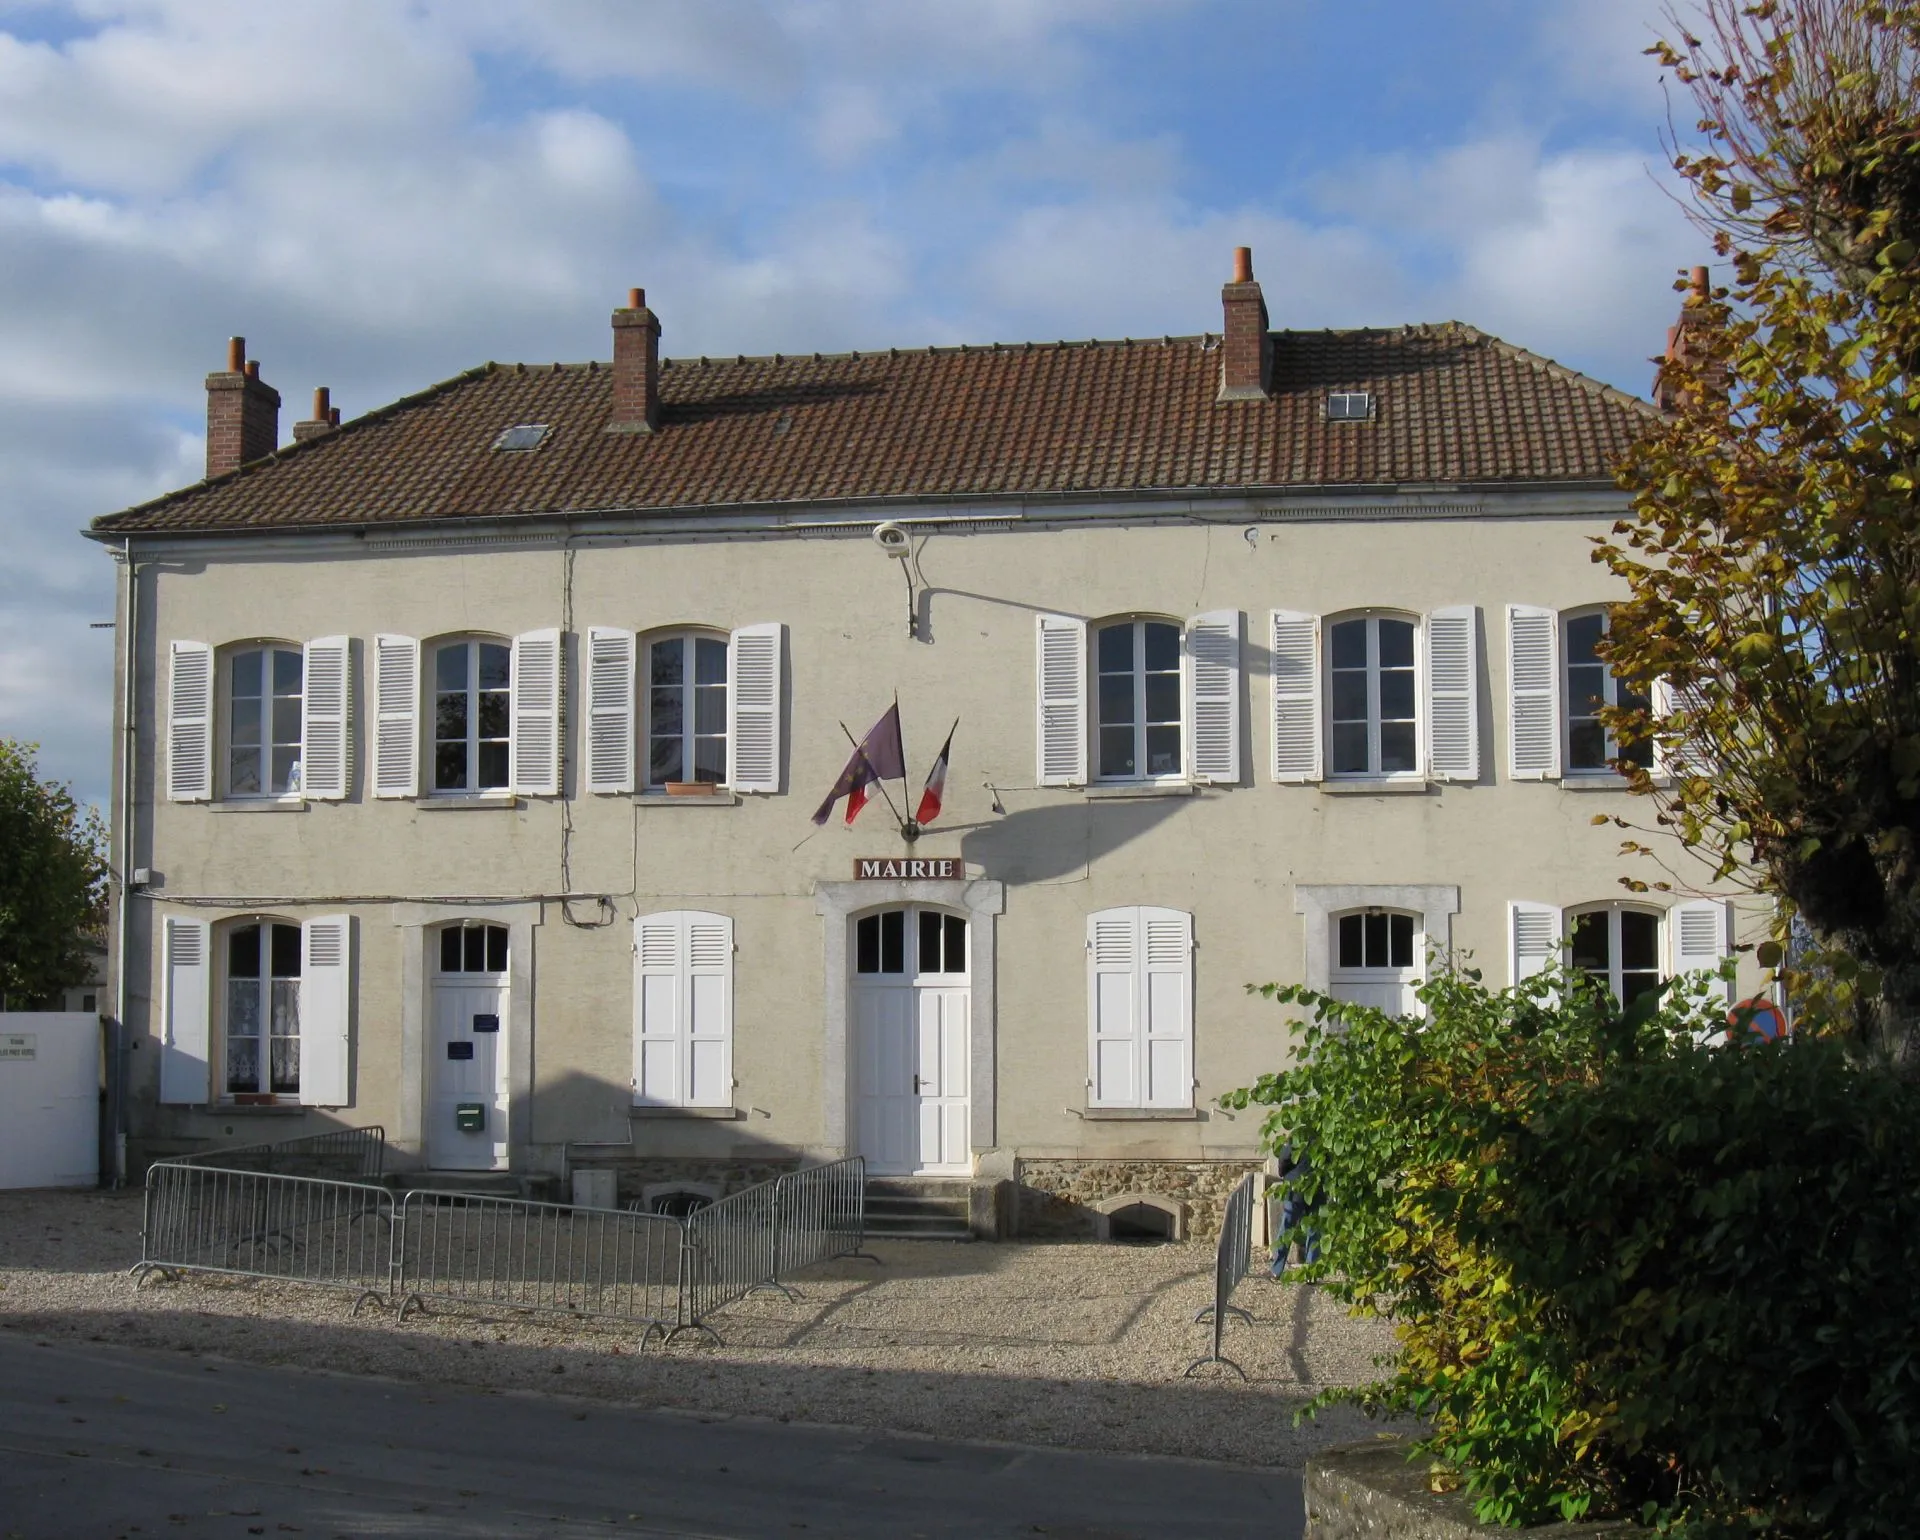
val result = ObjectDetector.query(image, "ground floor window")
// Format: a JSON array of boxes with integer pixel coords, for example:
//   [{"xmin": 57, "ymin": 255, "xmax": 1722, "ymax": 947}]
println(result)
[
  {"xmin": 225, "ymin": 921, "xmax": 300, "ymax": 1096},
  {"xmin": 1568, "ymin": 906, "xmax": 1662, "ymax": 1005}
]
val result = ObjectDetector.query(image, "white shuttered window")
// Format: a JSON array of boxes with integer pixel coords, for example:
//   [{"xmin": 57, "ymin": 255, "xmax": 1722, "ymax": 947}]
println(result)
[
  {"xmin": 584, "ymin": 627, "xmax": 636, "ymax": 794},
  {"xmin": 301, "ymin": 637, "xmax": 350, "ymax": 800},
  {"xmin": 510, "ymin": 627, "xmax": 563, "ymax": 796},
  {"xmin": 167, "ymin": 641, "xmax": 215, "ymax": 802},
  {"xmin": 1087, "ymin": 906, "xmax": 1193, "ymax": 1109},
  {"xmin": 372, "ymin": 635, "xmax": 420, "ymax": 798},
  {"xmin": 1269, "ymin": 610, "xmax": 1322, "ymax": 782},
  {"xmin": 633, "ymin": 910, "xmax": 734, "ymax": 1108},
  {"xmin": 1508, "ymin": 605, "xmax": 1561, "ymax": 779},
  {"xmin": 727, "ymin": 623, "xmax": 784, "ymax": 794},
  {"xmin": 160, "ymin": 915, "xmax": 212, "ymax": 1104},
  {"xmin": 1035, "ymin": 613, "xmax": 1088, "ymax": 786},
  {"xmin": 1424, "ymin": 606, "xmax": 1480, "ymax": 782},
  {"xmin": 1185, "ymin": 610, "xmax": 1242, "ymax": 783},
  {"xmin": 299, "ymin": 915, "xmax": 352, "ymax": 1105}
]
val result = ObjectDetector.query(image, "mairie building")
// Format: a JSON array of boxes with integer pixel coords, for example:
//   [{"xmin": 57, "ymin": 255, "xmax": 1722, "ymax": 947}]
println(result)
[{"xmin": 87, "ymin": 250, "xmax": 1759, "ymax": 1238}]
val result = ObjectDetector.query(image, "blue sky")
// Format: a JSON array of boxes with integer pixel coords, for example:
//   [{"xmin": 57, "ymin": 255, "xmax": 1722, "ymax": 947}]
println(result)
[{"xmin": 0, "ymin": 0, "xmax": 1700, "ymax": 810}]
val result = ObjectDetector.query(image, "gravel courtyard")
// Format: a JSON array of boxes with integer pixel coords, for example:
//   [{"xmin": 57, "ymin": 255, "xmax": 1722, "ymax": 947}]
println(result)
[{"xmin": 0, "ymin": 1188, "xmax": 1403, "ymax": 1469}]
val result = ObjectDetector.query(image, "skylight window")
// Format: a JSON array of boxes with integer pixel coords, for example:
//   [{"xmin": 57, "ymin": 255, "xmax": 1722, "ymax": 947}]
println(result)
[
  {"xmin": 1327, "ymin": 392, "xmax": 1373, "ymax": 422},
  {"xmin": 492, "ymin": 424, "xmax": 550, "ymax": 452}
]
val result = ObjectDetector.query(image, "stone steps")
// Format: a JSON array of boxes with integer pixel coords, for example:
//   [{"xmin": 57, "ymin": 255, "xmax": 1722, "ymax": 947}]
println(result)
[
  {"xmin": 384, "ymin": 1171, "xmax": 560, "ymax": 1203},
  {"xmin": 863, "ymin": 1180, "xmax": 974, "ymax": 1241}
]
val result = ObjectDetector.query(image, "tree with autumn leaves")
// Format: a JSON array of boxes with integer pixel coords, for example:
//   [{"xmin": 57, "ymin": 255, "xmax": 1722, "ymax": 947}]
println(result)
[{"xmin": 1602, "ymin": 0, "xmax": 1920, "ymax": 1062}]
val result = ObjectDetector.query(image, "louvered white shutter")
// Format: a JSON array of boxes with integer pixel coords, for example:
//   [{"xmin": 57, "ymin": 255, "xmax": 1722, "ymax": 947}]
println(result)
[
  {"xmin": 585, "ymin": 627, "xmax": 635, "ymax": 794},
  {"xmin": 727, "ymin": 623, "xmax": 783, "ymax": 794},
  {"xmin": 1425, "ymin": 606, "xmax": 1479, "ymax": 782},
  {"xmin": 510, "ymin": 628, "xmax": 562, "ymax": 796},
  {"xmin": 633, "ymin": 910, "xmax": 734, "ymax": 1107},
  {"xmin": 1087, "ymin": 909, "xmax": 1139, "ymax": 1107},
  {"xmin": 372, "ymin": 634, "xmax": 420, "ymax": 798},
  {"xmin": 1269, "ymin": 610, "xmax": 1322, "ymax": 782},
  {"xmin": 301, "ymin": 637, "xmax": 350, "ymax": 799},
  {"xmin": 159, "ymin": 916, "xmax": 211, "ymax": 1104},
  {"xmin": 1654, "ymin": 678, "xmax": 1711, "ymax": 780},
  {"xmin": 1509, "ymin": 901, "xmax": 1563, "ymax": 987},
  {"xmin": 166, "ymin": 641, "xmax": 214, "ymax": 802},
  {"xmin": 299, "ymin": 915, "xmax": 351, "ymax": 1105},
  {"xmin": 1139, "ymin": 907, "xmax": 1194, "ymax": 1108},
  {"xmin": 1507, "ymin": 606, "xmax": 1560, "ymax": 780},
  {"xmin": 1036, "ymin": 614, "xmax": 1087, "ymax": 786},
  {"xmin": 684, "ymin": 913, "xmax": 734, "ymax": 1108},
  {"xmin": 1185, "ymin": 611, "xmax": 1241, "ymax": 784},
  {"xmin": 1669, "ymin": 899, "xmax": 1731, "ymax": 1004}
]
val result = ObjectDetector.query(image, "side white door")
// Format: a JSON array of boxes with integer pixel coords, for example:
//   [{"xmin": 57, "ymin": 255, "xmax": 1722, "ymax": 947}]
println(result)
[{"xmin": 427, "ymin": 928, "xmax": 509, "ymax": 1170}]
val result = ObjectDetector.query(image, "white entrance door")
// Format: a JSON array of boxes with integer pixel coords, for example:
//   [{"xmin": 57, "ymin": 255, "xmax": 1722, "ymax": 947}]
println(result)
[
  {"xmin": 853, "ymin": 908, "xmax": 970, "ymax": 1176},
  {"xmin": 428, "ymin": 924, "xmax": 510, "ymax": 1171}
]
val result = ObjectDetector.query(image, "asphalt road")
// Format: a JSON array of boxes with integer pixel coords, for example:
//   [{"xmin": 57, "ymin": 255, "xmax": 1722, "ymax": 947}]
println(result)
[{"xmin": 0, "ymin": 1336, "xmax": 1306, "ymax": 1539}]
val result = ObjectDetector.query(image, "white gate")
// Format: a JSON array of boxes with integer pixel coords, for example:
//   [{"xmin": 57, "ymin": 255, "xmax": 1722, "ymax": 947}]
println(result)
[{"xmin": 0, "ymin": 1013, "xmax": 99, "ymax": 1189}]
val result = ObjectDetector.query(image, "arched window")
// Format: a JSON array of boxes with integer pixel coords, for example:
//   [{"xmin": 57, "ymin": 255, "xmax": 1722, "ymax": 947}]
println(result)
[
  {"xmin": 431, "ymin": 637, "xmax": 511, "ymax": 793},
  {"xmin": 1327, "ymin": 612, "xmax": 1419, "ymax": 777},
  {"xmin": 1094, "ymin": 617, "xmax": 1184, "ymax": 781},
  {"xmin": 645, "ymin": 630, "xmax": 729, "ymax": 788},
  {"xmin": 1564, "ymin": 609, "xmax": 1652, "ymax": 774},
  {"xmin": 223, "ymin": 917, "xmax": 302, "ymax": 1096},
  {"xmin": 1328, "ymin": 908, "xmax": 1421, "ymax": 1015},
  {"xmin": 1567, "ymin": 904, "xmax": 1663, "ymax": 1005},
  {"xmin": 226, "ymin": 643, "xmax": 304, "ymax": 797}
]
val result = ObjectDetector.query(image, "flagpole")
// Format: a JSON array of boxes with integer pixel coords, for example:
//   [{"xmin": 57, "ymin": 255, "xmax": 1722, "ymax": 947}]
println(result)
[
  {"xmin": 893, "ymin": 691, "xmax": 914, "ymax": 843},
  {"xmin": 839, "ymin": 719, "xmax": 906, "ymax": 827}
]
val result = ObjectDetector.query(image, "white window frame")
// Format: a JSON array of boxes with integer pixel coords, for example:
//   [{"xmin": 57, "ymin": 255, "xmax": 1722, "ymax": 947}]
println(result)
[
  {"xmin": 643, "ymin": 628, "xmax": 732, "ymax": 790},
  {"xmin": 1093, "ymin": 616, "xmax": 1187, "ymax": 784},
  {"xmin": 224, "ymin": 642, "xmax": 306, "ymax": 800},
  {"xmin": 1562, "ymin": 608, "xmax": 1652, "ymax": 778},
  {"xmin": 218, "ymin": 916, "xmax": 303, "ymax": 1100},
  {"xmin": 429, "ymin": 636, "xmax": 513, "ymax": 797},
  {"xmin": 1564, "ymin": 902, "xmax": 1666, "ymax": 1005},
  {"xmin": 1325, "ymin": 610, "xmax": 1423, "ymax": 780}
]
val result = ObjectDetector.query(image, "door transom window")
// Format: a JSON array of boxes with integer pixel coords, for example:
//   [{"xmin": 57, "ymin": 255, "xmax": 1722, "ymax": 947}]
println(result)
[{"xmin": 439, "ymin": 923, "xmax": 508, "ymax": 975}]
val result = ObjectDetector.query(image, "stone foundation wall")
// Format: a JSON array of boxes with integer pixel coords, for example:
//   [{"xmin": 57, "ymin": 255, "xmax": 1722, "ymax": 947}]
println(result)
[
  {"xmin": 1015, "ymin": 1158, "xmax": 1261, "ymax": 1242},
  {"xmin": 1306, "ymin": 1440, "xmax": 1634, "ymax": 1538},
  {"xmin": 568, "ymin": 1157, "xmax": 802, "ymax": 1209}
]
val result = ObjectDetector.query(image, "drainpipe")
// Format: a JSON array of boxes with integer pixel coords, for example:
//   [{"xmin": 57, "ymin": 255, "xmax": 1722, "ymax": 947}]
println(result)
[{"xmin": 111, "ymin": 542, "xmax": 139, "ymax": 1188}]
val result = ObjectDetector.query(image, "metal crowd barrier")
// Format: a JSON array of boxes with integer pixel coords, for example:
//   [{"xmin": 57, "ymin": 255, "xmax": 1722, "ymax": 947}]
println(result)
[
  {"xmin": 391, "ymin": 1190, "xmax": 683, "ymax": 1337},
  {"xmin": 132, "ymin": 1135, "xmax": 870, "ymax": 1346},
  {"xmin": 1185, "ymin": 1170, "xmax": 1257, "ymax": 1379},
  {"xmin": 134, "ymin": 1162, "xmax": 395, "ymax": 1313}
]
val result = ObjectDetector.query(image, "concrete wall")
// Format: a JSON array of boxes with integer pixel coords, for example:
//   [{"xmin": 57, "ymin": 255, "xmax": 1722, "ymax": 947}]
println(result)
[{"xmin": 106, "ymin": 503, "xmax": 1767, "ymax": 1194}]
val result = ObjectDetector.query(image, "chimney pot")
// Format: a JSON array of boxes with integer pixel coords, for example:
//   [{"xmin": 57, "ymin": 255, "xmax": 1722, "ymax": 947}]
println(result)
[
  {"xmin": 609, "ymin": 288, "xmax": 661, "ymax": 434},
  {"xmin": 313, "ymin": 386, "xmax": 330, "ymax": 419},
  {"xmin": 1218, "ymin": 245, "xmax": 1271, "ymax": 402},
  {"xmin": 227, "ymin": 337, "xmax": 245, "ymax": 372},
  {"xmin": 329, "ymin": 406, "xmax": 341, "ymax": 427},
  {"xmin": 244, "ymin": 359, "xmax": 260, "ymax": 381},
  {"xmin": 1691, "ymin": 265, "xmax": 1710, "ymax": 298}
]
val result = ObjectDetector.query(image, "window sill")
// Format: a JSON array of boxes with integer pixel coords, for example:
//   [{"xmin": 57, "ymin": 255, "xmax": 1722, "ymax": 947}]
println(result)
[
  {"xmin": 1080, "ymin": 1106, "xmax": 1201, "ymax": 1120},
  {"xmin": 1559, "ymin": 774, "xmax": 1635, "ymax": 792},
  {"xmin": 416, "ymin": 795, "xmax": 520, "ymax": 811},
  {"xmin": 1320, "ymin": 778, "xmax": 1432, "ymax": 796},
  {"xmin": 635, "ymin": 789, "xmax": 741, "ymax": 807},
  {"xmin": 211, "ymin": 799, "xmax": 308, "ymax": 814},
  {"xmin": 211, "ymin": 1101, "xmax": 308, "ymax": 1115},
  {"xmin": 1083, "ymin": 782, "xmax": 1197, "ymax": 801},
  {"xmin": 630, "ymin": 1104, "xmax": 744, "ymax": 1120}
]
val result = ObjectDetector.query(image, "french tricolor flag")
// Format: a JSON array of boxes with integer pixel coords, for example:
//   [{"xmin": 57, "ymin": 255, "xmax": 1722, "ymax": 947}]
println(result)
[{"xmin": 915, "ymin": 724, "xmax": 955, "ymax": 825}]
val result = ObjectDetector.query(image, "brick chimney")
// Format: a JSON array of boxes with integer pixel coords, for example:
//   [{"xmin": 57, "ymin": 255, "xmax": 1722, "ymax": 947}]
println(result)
[
  {"xmin": 609, "ymin": 286, "xmax": 661, "ymax": 434},
  {"xmin": 292, "ymin": 386, "xmax": 338, "ymax": 444},
  {"xmin": 1217, "ymin": 246, "xmax": 1271, "ymax": 402},
  {"xmin": 1652, "ymin": 266, "xmax": 1720, "ymax": 411},
  {"xmin": 205, "ymin": 337, "xmax": 281, "ymax": 478}
]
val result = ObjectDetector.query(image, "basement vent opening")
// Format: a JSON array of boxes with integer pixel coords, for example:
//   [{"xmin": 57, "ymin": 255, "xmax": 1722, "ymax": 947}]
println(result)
[
  {"xmin": 644, "ymin": 1187, "xmax": 714, "ymax": 1219},
  {"xmin": 1105, "ymin": 1202, "xmax": 1177, "ymax": 1244},
  {"xmin": 492, "ymin": 423, "xmax": 551, "ymax": 451},
  {"xmin": 1327, "ymin": 391, "xmax": 1373, "ymax": 421}
]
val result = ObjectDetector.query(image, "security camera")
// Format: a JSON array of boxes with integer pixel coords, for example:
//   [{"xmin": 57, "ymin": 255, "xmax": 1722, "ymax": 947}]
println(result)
[{"xmin": 872, "ymin": 520, "xmax": 911, "ymax": 558}]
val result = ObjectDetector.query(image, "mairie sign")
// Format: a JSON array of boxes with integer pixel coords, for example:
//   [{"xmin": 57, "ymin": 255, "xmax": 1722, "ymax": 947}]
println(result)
[{"xmin": 854, "ymin": 857, "xmax": 963, "ymax": 880}]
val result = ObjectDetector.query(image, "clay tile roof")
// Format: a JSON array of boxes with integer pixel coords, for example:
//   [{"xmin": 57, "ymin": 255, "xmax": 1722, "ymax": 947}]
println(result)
[{"xmin": 91, "ymin": 325, "xmax": 1654, "ymax": 536}]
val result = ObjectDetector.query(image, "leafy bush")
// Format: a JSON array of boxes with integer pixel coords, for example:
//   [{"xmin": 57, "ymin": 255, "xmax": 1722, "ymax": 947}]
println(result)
[{"xmin": 1223, "ymin": 967, "xmax": 1920, "ymax": 1535}]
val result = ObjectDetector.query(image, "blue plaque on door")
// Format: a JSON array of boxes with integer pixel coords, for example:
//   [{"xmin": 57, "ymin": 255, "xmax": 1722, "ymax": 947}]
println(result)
[
  {"xmin": 472, "ymin": 1013, "xmax": 499, "ymax": 1033},
  {"xmin": 447, "ymin": 1041, "xmax": 474, "ymax": 1060}
]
